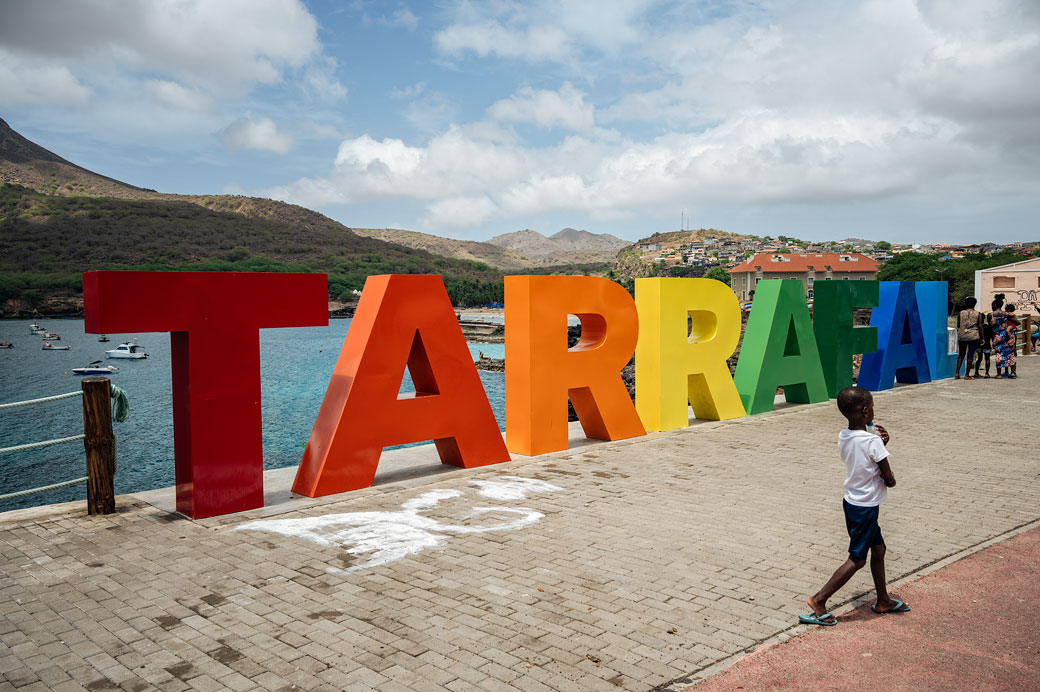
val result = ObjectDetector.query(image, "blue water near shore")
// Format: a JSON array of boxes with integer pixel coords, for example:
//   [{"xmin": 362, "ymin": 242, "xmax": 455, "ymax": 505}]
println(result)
[{"xmin": 0, "ymin": 319, "xmax": 505, "ymax": 512}]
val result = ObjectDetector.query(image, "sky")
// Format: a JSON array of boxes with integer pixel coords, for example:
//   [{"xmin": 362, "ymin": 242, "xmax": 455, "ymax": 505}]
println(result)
[{"xmin": 2, "ymin": 0, "xmax": 1039, "ymax": 245}]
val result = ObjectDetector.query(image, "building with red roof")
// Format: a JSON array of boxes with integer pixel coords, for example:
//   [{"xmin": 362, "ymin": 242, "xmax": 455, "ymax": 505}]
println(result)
[{"xmin": 727, "ymin": 252, "xmax": 879, "ymax": 302}]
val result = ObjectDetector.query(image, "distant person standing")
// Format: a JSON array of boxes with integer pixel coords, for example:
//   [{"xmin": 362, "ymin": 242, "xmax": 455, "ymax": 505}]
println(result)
[
  {"xmin": 954, "ymin": 297, "xmax": 983, "ymax": 380},
  {"xmin": 991, "ymin": 295, "xmax": 1018, "ymax": 379},
  {"xmin": 973, "ymin": 308, "xmax": 994, "ymax": 378},
  {"xmin": 1004, "ymin": 305, "xmax": 1019, "ymax": 378},
  {"xmin": 1031, "ymin": 302, "xmax": 1040, "ymax": 351}
]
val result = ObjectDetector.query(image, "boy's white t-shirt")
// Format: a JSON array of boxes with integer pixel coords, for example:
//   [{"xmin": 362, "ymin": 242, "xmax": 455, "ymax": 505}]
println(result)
[{"xmin": 838, "ymin": 429, "xmax": 889, "ymax": 507}]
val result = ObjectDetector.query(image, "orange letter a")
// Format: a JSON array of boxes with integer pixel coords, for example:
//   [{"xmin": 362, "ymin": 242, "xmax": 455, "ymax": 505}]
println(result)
[{"xmin": 292, "ymin": 275, "xmax": 510, "ymax": 497}]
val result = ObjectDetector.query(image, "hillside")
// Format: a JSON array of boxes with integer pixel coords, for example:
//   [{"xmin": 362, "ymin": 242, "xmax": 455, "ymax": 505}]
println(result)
[
  {"xmin": 0, "ymin": 182, "xmax": 514, "ymax": 310},
  {"xmin": 0, "ymin": 117, "xmax": 157, "ymax": 200},
  {"xmin": 0, "ymin": 116, "xmax": 528, "ymax": 311},
  {"xmin": 612, "ymin": 228, "xmax": 740, "ymax": 279},
  {"xmin": 352, "ymin": 227, "xmax": 617, "ymax": 271},
  {"xmin": 0, "ymin": 118, "xmax": 621, "ymax": 312},
  {"xmin": 486, "ymin": 227, "xmax": 628, "ymax": 264},
  {"xmin": 549, "ymin": 227, "xmax": 629, "ymax": 252},
  {"xmin": 0, "ymin": 117, "xmax": 620, "ymax": 313},
  {"xmin": 349, "ymin": 227, "xmax": 535, "ymax": 271}
]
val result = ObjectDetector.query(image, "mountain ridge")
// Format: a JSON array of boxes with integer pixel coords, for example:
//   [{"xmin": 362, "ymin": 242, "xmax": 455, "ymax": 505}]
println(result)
[{"xmin": 487, "ymin": 227, "xmax": 628, "ymax": 259}]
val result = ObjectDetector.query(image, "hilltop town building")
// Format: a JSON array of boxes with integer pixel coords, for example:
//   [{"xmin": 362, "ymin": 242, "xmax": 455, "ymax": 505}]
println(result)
[
  {"xmin": 727, "ymin": 253, "xmax": 879, "ymax": 302},
  {"xmin": 975, "ymin": 257, "xmax": 1040, "ymax": 312}
]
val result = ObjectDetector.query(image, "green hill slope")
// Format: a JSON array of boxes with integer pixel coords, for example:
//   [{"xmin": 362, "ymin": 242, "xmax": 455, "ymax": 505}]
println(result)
[{"xmin": 0, "ymin": 182, "xmax": 507, "ymax": 308}]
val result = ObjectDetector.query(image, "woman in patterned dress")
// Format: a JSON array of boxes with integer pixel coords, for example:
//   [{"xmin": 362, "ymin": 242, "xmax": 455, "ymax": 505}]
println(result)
[{"xmin": 991, "ymin": 298, "xmax": 1017, "ymax": 378}]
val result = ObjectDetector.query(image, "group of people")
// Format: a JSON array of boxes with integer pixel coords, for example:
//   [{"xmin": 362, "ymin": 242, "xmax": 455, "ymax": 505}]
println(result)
[{"xmin": 954, "ymin": 293, "xmax": 1035, "ymax": 379}]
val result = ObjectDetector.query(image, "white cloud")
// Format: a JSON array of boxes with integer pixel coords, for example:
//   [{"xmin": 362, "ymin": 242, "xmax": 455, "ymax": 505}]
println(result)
[
  {"xmin": 435, "ymin": 21, "xmax": 572, "ymax": 62},
  {"xmin": 0, "ymin": 48, "xmax": 91, "ymax": 107},
  {"xmin": 423, "ymin": 195, "xmax": 500, "ymax": 228},
  {"xmin": 487, "ymin": 83, "xmax": 595, "ymax": 132},
  {"xmin": 434, "ymin": 0, "xmax": 656, "ymax": 62},
  {"xmin": 388, "ymin": 8, "xmax": 420, "ymax": 30},
  {"xmin": 404, "ymin": 91, "xmax": 461, "ymax": 133},
  {"xmin": 268, "ymin": 102, "xmax": 991, "ymax": 231},
  {"xmin": 298, "ymin": 120, "xmax": 346, "ymax": 140},
  {"xmin": 145, "ymin": 80, "xmax": 211, "ymax": 112},
  {"xmin": 0, "ymin": 0, "xmax": 344, "ymax": 132},
  {"xmin": 219, "ymin": 117, "xmax": 294, "ymax": 154},
  {"xmin": 390, "ymin": 82, "xmax": 428, "ymax": 99},
  {"xmin": 265, "ymin": 0, "xmax": 1029, "ymax": 234},
  {"xmin": 0, "ymin": 0, "xmax": 321, "ymax": 91},
  {"xmin": 302, "ymin": 57, "xmax": 348, "ymax": 101}
]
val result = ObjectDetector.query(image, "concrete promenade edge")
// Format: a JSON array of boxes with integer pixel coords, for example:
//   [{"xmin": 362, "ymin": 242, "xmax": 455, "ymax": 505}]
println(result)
[{"xmin": 2, "ymin": 356, "xmax": 1038, "ymax": 691}]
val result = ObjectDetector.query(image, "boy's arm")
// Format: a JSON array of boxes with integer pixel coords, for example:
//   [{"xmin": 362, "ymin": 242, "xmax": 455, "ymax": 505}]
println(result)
[{"xmin": 878, "ymin": 458, "xmax": 896, "ymax": 487}]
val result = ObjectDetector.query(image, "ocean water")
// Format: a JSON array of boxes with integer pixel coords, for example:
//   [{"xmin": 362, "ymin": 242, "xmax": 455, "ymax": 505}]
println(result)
[{"xmin": 0, "ymin": 319, "xmax": 506, "ymax": 512}]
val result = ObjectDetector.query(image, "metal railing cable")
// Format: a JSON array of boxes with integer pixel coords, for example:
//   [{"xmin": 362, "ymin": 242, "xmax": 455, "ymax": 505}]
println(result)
[{"xmin": 0, "ymin": 385, "xmax": 128, "ymax": 502}]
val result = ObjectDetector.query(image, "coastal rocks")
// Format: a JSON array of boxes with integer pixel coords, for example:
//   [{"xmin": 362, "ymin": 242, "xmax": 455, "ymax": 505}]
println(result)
[
  {"xmin": 1, "ymin": 295, "xmax": 84, "ymax": 318},
  {"xmin": 328, "ymin": 300, "xmax": 356, "ymax": 318},
  {"xmin": 459, "ymin": 320, "xmax": 504, "ymax": 343},
  {"xmin": 475, "ymin": 354, "xmax": 505, "ymax": 372}
]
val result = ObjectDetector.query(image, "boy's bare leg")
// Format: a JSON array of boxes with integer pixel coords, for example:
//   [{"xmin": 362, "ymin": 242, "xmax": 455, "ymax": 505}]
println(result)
[
  {"xmin": 870, "ymin": 543, "xmax": 898, "ymax": 611},
  {"xmin": 807, "ymin": 556, "xmax": 865, "ymax": 616}
]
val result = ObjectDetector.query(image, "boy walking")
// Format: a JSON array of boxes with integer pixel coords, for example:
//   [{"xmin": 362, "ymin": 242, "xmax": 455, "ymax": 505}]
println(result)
[{"xmin": 800, "ymin": 386, "xmax": 910, "ymax": 626}]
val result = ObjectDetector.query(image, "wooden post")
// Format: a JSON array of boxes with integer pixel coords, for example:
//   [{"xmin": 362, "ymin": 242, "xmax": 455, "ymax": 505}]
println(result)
[
  {"xmin": 82, "ymin": 377, "xmax": 115, "ymax": 515},
  {"xmin": 1024, "ymin": 315, "xmax": 1033, "ymax": 356}
]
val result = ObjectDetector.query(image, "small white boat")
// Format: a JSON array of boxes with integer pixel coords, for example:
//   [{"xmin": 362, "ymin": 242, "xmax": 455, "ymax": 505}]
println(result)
[
  {"xmin": 30, "ymin": 321, "xmax": 45, "ymax": 334},
  {"xmin": 98, "ymin": 334, "xmax": 110, "ymax": 342},
  {"xmin": 72, "ymin": 361, "xmax": 119, "ymax": 375},
  {"xmin": 41, "ymin": 332, "xmax": 61, "ymax": 340},
  {"xmin": 42, "ymin": 341, "xmax": 71, "ymax": 350},
  {"xmin": 106, "ymin": 342, "xmax": 148, "ymax": 359}
]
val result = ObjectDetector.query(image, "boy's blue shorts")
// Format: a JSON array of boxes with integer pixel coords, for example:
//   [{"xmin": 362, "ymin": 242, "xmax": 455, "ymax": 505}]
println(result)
[{"xmin": 843, "ymin": 499, "xmax": 884, "ymax": 560}]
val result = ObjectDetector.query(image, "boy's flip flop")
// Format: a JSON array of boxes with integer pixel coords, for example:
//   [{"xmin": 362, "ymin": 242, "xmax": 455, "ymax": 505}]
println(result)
[
  {"xmin": 798, "ymin": 612, "xmax": 837, "ymax": 626},
  {"xmin": 871, "ymin": 599, "xmax": 911, "ymax": 614}
]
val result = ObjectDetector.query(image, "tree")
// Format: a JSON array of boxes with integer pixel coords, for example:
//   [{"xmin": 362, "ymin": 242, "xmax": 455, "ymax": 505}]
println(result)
[
  {"xmin": 704, "ymin": 267, "xmax": 731, "ymax": 286},
  {"xmin": 874, "ymin": 240, "xmax": 892, "ymax": 251}
]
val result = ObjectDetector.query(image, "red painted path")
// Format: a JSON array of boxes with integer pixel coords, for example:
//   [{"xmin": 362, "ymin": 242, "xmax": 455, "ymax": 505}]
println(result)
[{"xmin": 687, "ymin": 524, "xmax": 1040, "ymax": 692}]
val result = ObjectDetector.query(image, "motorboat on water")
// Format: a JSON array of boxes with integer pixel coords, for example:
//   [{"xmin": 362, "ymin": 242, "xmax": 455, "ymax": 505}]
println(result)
[
  {"xmin": 30, "ymin": 321, "xmax": 45, "ymax": 334},
  {"xmin": 98, "ymin": 334, "xmax": 110, "ymax": 342},
  {"xmin": 0, "ymin": 342, "xmax": 12, "ymax": 349},
  {"xmin": 72, "ymin": 361, "xmax": 119, "ymax": 375},
  {"xmin": 41, "ymin": 332, "xmax": 61, "ymax": 340},
  {"xmin": 42, "ymin": 341, "xmax": 71, "ymax": 350},
  {"xmin": 106, "ymin": 342, "xmax": 148, "ymax": 359}
]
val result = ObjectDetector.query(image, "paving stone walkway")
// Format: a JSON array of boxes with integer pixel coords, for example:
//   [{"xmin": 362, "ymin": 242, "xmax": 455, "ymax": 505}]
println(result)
[{"xmin": 2, "ymin": 356, "xmax": 1038, "ymax": 692}]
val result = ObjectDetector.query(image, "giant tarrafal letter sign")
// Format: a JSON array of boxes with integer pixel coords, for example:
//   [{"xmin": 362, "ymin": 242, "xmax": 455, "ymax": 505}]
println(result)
[
  {"xmin": 84, "ymin": 271, "xmax": 956, "ymax": 519},
  {"xmin": 915, "ymin": 281, "xmax": 956, "ymax": 381},
  {"xmin": 812, "ymin": 280, "xmax": 879, "ymax": 398},
  {"xmin": 733, "ymin": 279, "xmax": 830, "ymax": 415},
  {"xmin": 504, "ymin": 276, "xmax": 645, "ymax": 456},
  {"xmin": 858, "ymin": 281, "xmax": 932, "ymax": 390},
  {"xmin": 83, "ymin": 271, "xmax": 328, "ymax": 518},
  {"xmin": 292, "ymin": 274, "xmax": 509, "ymax": 497},
  {"xmin": 634, "ymin": 278, "xmax": 745, "ymax": 431}
]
